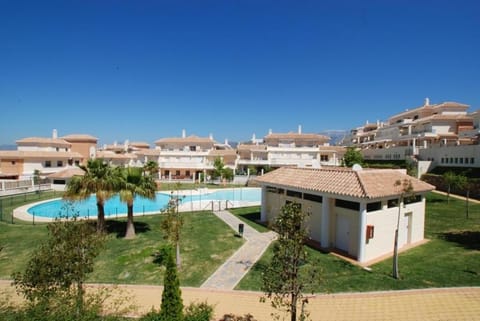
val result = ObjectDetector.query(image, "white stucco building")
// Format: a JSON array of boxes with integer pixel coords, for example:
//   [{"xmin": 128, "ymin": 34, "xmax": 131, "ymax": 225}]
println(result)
[
  {"xmin": 342, "ymin": 99, "xmax": 479, "ymax": 170},
  {"xmin": 255, "ymin": 167, "xmax": 435, "ymax": 264},
  {"xmin": 237, "ymin": 126, "xmax": 345, "ymax": 174}
]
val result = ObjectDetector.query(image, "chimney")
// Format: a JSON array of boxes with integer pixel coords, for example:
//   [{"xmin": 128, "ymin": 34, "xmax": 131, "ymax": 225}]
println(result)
[
  {"xmin": 225, "ymin": 138, "xmax": 229, "ymax": 145},
  {"xmin": 298, "ymin": 125, "xmax": 302, "ymax": 134},
  {"xmin": 424, "ymin": 97, "xmax": 430, "ymax": 106},
  {"xmin": 209, "ymin": 133, "xmax": 213, "ymax": 140},
  {"xmin": 268, "ymin": 128, "xmax": 272, "ymax": 135},
  {"xmin": 52, "ymin": 129, "xmax": 58, "ymax": 139},
  {"xmin": 182, "ymin": 129, "xmax": 186, "ymax": 138},
  {"xmin": 252, "ymin": 133, "xmax": 256, "ymax": 143}
]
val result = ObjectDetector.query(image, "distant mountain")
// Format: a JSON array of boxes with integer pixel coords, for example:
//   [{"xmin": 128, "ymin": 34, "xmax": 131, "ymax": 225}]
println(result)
[
  {"xmin": 0, "ymin": 144, "xmax": 16, "ymax": 150},
  {"xmin": 319, "ymin": 130, "xmax": 348, "ymax": 146}
]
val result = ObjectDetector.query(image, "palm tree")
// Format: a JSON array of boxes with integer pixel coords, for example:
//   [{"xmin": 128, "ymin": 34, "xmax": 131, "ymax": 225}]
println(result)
[
  {"xmin": 65, "ymin": 159, "xmax": 119, "ymax": 232},
  {"xmin": 119, "ymin": 167, "xmax": 157, "ymax": 239},
  {"xmin": 144, "ymin": 160, "xmax": 159, "ymax": 179}
]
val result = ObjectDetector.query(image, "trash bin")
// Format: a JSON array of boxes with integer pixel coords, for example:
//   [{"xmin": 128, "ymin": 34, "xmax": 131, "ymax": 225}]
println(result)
[{"xmin": 238, "ymin": 223, "xmax": 244, "ymax": 236}]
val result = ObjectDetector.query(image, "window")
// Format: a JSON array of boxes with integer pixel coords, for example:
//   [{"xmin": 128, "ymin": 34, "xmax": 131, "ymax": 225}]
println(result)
[
  {"xmin": 304, "ymin": 193, "xmax": 323, "ymax": 203},
  {"xmin": 320, "ymin": 155, "xmax": 329, "ymax": 162},
  {"xmin": 465, "ymin": 158, "xmax": 469, "ymax": 164},
  {"xmin": 404, "ymin": 195, "xmax": 422, "ymax": 205},
  {"xmin": 11, "ymin": 161, "xmax": 16, "ymax": 165},
  {"xmin": 56, "ymin": 147, "xmax": 59, "ymax": 152},
  {"xmin": 286, "ymin": 190, "xmax": 302, "ymax": 198},
  {"xmin": 74, "ymin": 160, "xmax": 80, "ymax": 166},
  {"xmin": 455, "ymin": 158, "xmax": 458, "ymax": 164},
  {"xmin": 450, "ymin": 157, "xmax": 453, "ymax": 163},
  {"xmin": 57, "ymin": 160, "xmax": 63, "ymax": 167},
  {"xmin": 388, "ymin": 198, "xmax": 399, "ymax": 208},
  {"xmin": 53, "ymin": 179, "xmax": 66, "ymax": 185},
  {"xmin": 175, "ymin": 170, "xmax": 180, "ymax": 176},
  {"xmin": 471, "ymin": 158, "xmax": 475, "ymax": 164},
  {"xmin": 267, "ymin": 186, "xmax": 278, "ymax": 193},
  {"xmin": 460, "ymin": 158, "xmax": 463, "ymax": 164},
  {"xmin": 189, "ymin": 146, "xmax": 196, "ymax": 151},
  {"xmin": 335, "ymin": 199, "xmax": 360, "ymax": 211},
  {"xmin": 186, "ymin": 170, "xmax": 190, "ymax": 177},
  {"xmin": 441, "ymin": 158, "xmax": 444, "ymax": 164},
  {"xmin": 367, "ymin": 201, "xmax": 382, "ymax": 212},
  {"xmin": 45, "ymin": 161, "xmax": 51, "ymax": 167}
]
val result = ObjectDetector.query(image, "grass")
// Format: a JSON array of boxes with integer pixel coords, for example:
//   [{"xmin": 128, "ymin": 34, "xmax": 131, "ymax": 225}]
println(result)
[
  {"xmin": 236, "ymin": 192, "xmax": 480, "ymax": 292},
  {"xmin": 228, "ymin": 206, "xmax": 270, "ymax": 233},
  {"xmin": 1, "ymin": 190, "xmax": 479, "ymax": 292},
  {"xmin": 0, "ymin": 211, "xmax": 243, "ymax": 287},
  {"xmin": 0, "ymin": 190, "xmax": 60, "ymax": 224}
]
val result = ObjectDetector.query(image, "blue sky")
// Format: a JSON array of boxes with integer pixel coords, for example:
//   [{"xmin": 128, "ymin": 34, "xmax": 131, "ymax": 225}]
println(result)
[{"xmin": 1, "ymin": 0, "xmax": 479, "ymax": 146}]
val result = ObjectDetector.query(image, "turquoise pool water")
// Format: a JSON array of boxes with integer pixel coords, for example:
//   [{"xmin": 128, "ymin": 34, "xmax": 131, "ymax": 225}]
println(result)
[{"xmin": 27, "ymin": 188, "xmax": 261, "ymax": 218}]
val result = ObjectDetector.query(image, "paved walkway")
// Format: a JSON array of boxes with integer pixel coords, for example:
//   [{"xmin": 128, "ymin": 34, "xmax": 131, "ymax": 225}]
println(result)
[
  {"xmin": 1, "ymin": 281, "xmax": 479, "ymax": 320},
  {"xmin": 200, "ymin": 210, "xmax": 276, "ymax": 290}
]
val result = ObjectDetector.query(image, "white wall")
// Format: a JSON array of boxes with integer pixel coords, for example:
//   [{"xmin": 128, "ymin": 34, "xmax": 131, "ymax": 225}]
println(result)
[{"xmin": 419, "ymin": 144, "xmax": 480, "ymax": 168}]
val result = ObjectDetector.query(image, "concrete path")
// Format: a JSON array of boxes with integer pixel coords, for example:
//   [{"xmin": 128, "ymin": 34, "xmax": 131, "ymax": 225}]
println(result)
[{"xmin": 200, "ymin": 210, "xmax": 276, "ymax": 290}]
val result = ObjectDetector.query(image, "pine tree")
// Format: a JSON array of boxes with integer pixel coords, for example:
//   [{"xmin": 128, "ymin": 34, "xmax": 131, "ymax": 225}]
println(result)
[{"xmin": 159, "ymin": 246, "xmax": 183, "ymax": 321}]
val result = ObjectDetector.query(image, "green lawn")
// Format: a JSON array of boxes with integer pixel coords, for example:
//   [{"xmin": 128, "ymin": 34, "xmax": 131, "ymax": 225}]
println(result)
[
  {"xmin": 0, "ymin": 211, "xmax": 243, "ymax": 287},
  {"xmin": 229, "ymin": 206, "xmax": 270, "ymax": 233},
  {"xmin": 236, "ymin": 192, "xmax": 480, "ymax": 292},
  {"xmin": 1, "ymin": 191, "xmax": 479, "ymax": 292}
]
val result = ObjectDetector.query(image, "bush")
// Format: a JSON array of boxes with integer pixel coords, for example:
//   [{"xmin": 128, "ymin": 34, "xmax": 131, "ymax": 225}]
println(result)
[
  {"xmin": 219, "ymin": 314, "xmax": 256, "ymax": 321},
  {"xmin": 183, "ymin": 301, "xmax": 214, "ymax": 321}
]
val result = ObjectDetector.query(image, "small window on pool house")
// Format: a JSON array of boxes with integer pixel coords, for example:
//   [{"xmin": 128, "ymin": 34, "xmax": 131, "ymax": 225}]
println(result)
[
  {"xmin": 388, "ymin": 198, "xmax": 399, "ymax": 208},
  {"xmin": 367, "ymin": 201, "xmax": 382, "ymax": 212}
]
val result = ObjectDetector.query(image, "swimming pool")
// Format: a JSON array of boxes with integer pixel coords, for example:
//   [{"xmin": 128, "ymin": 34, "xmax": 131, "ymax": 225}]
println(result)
[{"xmin": 27, "ymin": 188, "xmax": 261, "ymax": 218}]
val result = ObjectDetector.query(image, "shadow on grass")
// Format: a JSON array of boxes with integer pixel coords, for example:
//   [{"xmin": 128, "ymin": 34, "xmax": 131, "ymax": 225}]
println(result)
[
  {"xmin": 440, "ymin": 231, "xmax": 480, "ymax": 250},
  {"xmin": 237, "ymin": 211, "xmax": 268, "ymax": 229},
  {"xmin": 428, "ymin": 198, "xmax": 448, "ymax": 204},
  {"xmin": 105, "ymin": 220, "xmax": 151, "ymax": 238}
]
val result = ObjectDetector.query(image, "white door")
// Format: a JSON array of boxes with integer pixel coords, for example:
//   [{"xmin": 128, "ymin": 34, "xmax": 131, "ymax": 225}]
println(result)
[
  {"xmin": 404, "ymin": 212, "xmax": 412, "ymax": 245},
  {"xmin": 336, "ymin": 214, "xmax": 350, "ymax": 253}
]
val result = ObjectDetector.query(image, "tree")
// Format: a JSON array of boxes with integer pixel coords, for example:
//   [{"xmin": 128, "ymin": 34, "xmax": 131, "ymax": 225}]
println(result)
[
  {"xmin": 443, "ymin": 171, "xmax": 458, "ymax": 204},
  {"xmin": 160, "ymin": 187, "xmax": 184, "ymax": 268},
  {"xmin": 13, "ymin": 205, "xmax": 105, "ymax": 315},
  {"xmin": 159, "ymin": 246, "xmax": 183, "ymax": 321},
  {"xmin": 119, "ymin": 167, "xmax": 157, "ymax": 239},
  {"xmin": 144, "ymin": 160, "xmax": 159, "ymax": 179},
  {"xmin": 64, "ymin": 159, "xmax": 119, "ymax": 232},
  {"xmin": 213, "ymin": 157, "xmax": 225, "ymax": 180},
  {"xmin": 452, "ymin": 174, "xmax": 470, "ymax": 218},
  {"xmin": 342, "ymin": 147, "xmax": 363, "ymax": 167},
  {"xmin": 262, "ymin": 202, "xmax": 320, "ymax": 321},
  {"xmin": 392, "ymin": 179, "xmax": 414, "ymax": 279}
]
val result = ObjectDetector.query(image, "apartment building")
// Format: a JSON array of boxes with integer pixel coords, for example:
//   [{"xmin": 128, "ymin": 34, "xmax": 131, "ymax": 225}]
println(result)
[
  {"xmin": 344, "ymin": 99, "xmax": 479, "ymax": 169},
  {"xmin": 237, "ymin": 126, "xmax": 345, "ymax": 174},
  {"xmin": 153, "ymin": 130, "xmax": 234, "ymax": 181},
  {"xmin": 0, "ymin": 130, "xmax": 90, "ymax": 179}
]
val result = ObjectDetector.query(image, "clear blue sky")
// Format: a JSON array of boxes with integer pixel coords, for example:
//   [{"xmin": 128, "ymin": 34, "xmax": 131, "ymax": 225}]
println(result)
[{"xmin": 1, "ymin": 0, "xmax": 479, "ymax": 146}]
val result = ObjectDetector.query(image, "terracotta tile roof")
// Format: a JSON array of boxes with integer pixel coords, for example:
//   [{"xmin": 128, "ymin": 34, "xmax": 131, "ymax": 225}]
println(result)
[
  {"xmin": 416, "ymin": 114, "xmax": 473, "ymax": 124},
  {"xmin": 47, "ymin": 167, "xmax": 85, "ymax": 179},
  {"xmin": 255, "ymin": 167, "xmax": 434, "ymax": 199},
  {"xmin": 96, "ymin": 151, "xmax": 137, "ymax": 159},
  {"xmin": 237, "ymin": 144, "xmax": 267, "ymax": 151},
  {"xmin": 208, "ymin": 149, "xmax": 238, "ymax": 156},
  {"xmin": 265, "ymin": 132, "xmax": 330, "ymax": 141},
  {"xmin": 130, "ymin": 142, "xmax": 150, "ymax": 148},
  {"xmin": 155, "ymin": 135, "xmax": 216, "ymax": 145},
  {"xmin": 0, "ymin": 151, "xmax": 83, "ymax": 159},
  {"xmin": 61, "ymin": 134, "xmax": 98, "ymax": 142},
  {"xmin": 135, "ymin": 149, "xmax": 162, "ymax": 156},
  {"xmin": 16, "ymin": 137, "xmax": 71, "ymax": 147}
]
